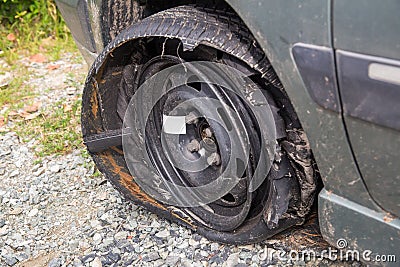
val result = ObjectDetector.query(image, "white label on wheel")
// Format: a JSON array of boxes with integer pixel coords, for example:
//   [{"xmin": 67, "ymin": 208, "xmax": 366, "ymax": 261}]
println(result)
[{"xmin": 162, "ymin": 115, "xmax": 186, "ymax": 134}]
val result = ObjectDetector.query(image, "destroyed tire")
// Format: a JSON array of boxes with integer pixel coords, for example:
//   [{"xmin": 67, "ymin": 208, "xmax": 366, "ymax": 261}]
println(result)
[{"xmin": 81, "ymin": 5, "xmax": 318, "ymax": 244}]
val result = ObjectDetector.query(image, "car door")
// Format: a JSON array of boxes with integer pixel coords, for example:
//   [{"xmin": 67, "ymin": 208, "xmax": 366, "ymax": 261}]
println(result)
[{"xmin": 333, "ymin": 0, "xmax": 400, "ymax": 217}]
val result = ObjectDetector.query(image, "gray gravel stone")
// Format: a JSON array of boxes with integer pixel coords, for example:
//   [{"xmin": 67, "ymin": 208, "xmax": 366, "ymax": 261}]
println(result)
[
  {"xmin": 210, "ymin": 242, "xmax": 219, "ymax": 251},
  {"xmin": 48, "ymin": 257, "xmax": 62, "ymax": 267},
  {"xmin": 165, "ymin": 255, "xmax": 180, "ymax": 266},
  {"xmin": 27, "ymin": 208, "xmax": 39, "ymax": 217},
  {"xmin": 73, "ymin": 259, "xmax": 83, "ymax": 267},
  {"xmin": 0, "ymin": 226, "xmax": 9, "ymax": 237},
  {"xmin": 224, "ymin": 252, "xmax": 239, "ymax": 267},
  {"xmin": 93, "ymin": 233, "xmax": 102, "ymax": 245},
  {"xmin": 188, "ymin": 238, "xmax": 198, "ymax": 247},
  {"xmin": 82, "ymin": 253, "xmax": 96, "ymax": 263},
  {"xmin": 114, "ymin": 231, "xmax": 128, "ymax": 240},
  {"xmin": 8, "ymin": 170, "xmax": 19, "ymax": 178},
  {"xmin": 177, "ymin": 240, "xmax": 189, "ymax": 249},
  {"xmin": 155, "ymin": 229, "xmax": 170, "ymax": 238},
  {"xmin": 91, "ymin": 257, "xmax": 102, "ymax": 267},
  {"xmin": 143, "ymin": 251, "xmax": 160, "ymax": 262},
  {"xmin": 3, "ymin": 255, "xmax": 18, "ymax": 266},
  {"xmin": 103, "ymin": 252, "xmax": 121, "ymax": 264}
]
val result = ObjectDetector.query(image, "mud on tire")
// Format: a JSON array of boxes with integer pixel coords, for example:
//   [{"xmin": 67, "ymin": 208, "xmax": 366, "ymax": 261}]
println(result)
[{"xmin": 81, "ymin": 5, "xmax": 319, "ymax": 244}]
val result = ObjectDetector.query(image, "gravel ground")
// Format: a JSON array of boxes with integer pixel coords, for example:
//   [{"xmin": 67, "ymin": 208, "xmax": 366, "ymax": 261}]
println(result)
[{"xmin": 0, "ymin": 52, "xmax": 363, "ymax": 266}]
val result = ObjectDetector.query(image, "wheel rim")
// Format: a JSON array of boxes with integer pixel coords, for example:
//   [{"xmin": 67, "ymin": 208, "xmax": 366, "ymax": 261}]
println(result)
[
  {"xmin": 133, "ymin": 55, "xmax": 269, "ymax": 231},
  {"xmin": 81, "ymin": 13, "xmax": 319, "ymax": 241}
]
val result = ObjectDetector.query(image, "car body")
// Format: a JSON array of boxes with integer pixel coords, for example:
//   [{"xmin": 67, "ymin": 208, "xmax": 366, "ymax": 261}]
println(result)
[{"xmin": 55, "ymin": 0, "xmax": 400, "ymax": 265}]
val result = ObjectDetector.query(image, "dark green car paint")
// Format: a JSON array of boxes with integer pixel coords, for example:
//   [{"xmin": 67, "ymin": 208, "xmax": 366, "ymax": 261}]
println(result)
[
  {"xmin": 56, "ymin": 0, "xmax": 96, "ymax": 53},
  {"xmin": 55, "ymin": 0, "xmax": 400, "ymax": 264},
  {"xmin": 334, "ymin": 0, "xmax": 400, "ymax": 219},
  {"xmin": 225, "ymin": 1, "xmax": 399, "ymax": 262},
  {"xmin": 334, "ymin": 0, "xmax": 400, "ymax": 60},
  {"xmin": 226, "ymin": 0, "xmax": 377, "ymax": 208}
]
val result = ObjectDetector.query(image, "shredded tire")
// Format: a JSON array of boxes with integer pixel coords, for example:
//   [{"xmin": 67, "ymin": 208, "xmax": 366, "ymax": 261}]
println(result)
[{"xmin": 81, "ymin": 5, "xmax": 319, "ymax": 244}]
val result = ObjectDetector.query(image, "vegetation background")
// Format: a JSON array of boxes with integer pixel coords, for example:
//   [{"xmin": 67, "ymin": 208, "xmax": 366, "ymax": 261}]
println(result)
[
  {"xmin": 0, "ymin": 0, "xmax": 87, "ymax": 158},
  {"xmin": 1, "ymin": 0, "xmax": 72, "ymax": 60}
]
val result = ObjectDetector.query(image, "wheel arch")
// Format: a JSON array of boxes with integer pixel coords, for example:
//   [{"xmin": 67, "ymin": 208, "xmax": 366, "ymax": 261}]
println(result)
[
  {"xmin": 87, "ymin": 0, "xmax": 330, "ymax": 212},
  {"xmin": 81, "ymin": 4, "xmax": 322, "ymax": 244},
  {"xmin": 99, "ymin": 0, "xmax": 235, "ymax": 47}
]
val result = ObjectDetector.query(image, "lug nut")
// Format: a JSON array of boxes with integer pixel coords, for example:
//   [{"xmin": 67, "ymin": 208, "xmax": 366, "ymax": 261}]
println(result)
[
  {"xmin": 202, "ymin": 127, "xmax": 213, "ymax": 138},
  {"xmin": 202, "ymin": 137, "xmax": 215, "ymax": 146},
  {"xmin": 185, "ymin": 112, "xmax": 198, "ymax": 124},
  {"xmin": 207, "ymin": 152, "xmax": 221, "ymax": 166},
  {"xmin": 187, "ymin": 139, "xmax": 200, "ymax": 152}
]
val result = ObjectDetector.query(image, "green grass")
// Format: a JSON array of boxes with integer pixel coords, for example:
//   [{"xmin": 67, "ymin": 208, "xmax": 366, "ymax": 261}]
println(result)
[
  {"xmin": 0, "ymin": 36, "xmax": 85, "ymax": 158},
  {"xmin": 0, "ymin": 1, "xmax": 89, "ymax": 158},
  {"xmin": 0, "ymin": 65, "xmax": 35, "ymax": 108},
  {"xmin": 1, "ymin": 0, "xmax": 75, "ymax": 63},
  {"xmin": 0, "ymin": 43, "xmax": 87, "ymax": 157},
  {"xmin": 15, "ymin": 97, "xmax": 84, "ymax": 157},
  {"xmin": 1, "ymin": 60, "xmax": 85, "ymax": 159}
]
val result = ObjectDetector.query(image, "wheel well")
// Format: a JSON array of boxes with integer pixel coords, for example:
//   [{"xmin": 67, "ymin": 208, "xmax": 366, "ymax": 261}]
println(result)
[
  {"xmin": 141, "ymin": 0, "xmax": 231, "ymax": 15},
  {"xmin": 102, "ymin": 0, "xmax": 233, "ymax": 44},
  {"xmin": 85, "ymin": 3, "xmax": 323, "ymax": 243}
]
